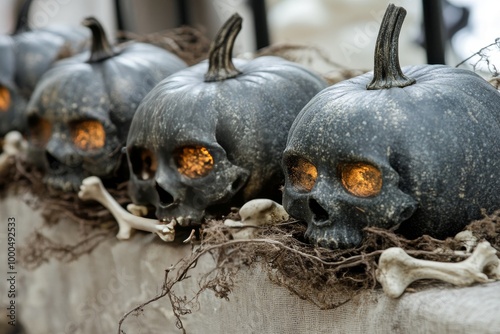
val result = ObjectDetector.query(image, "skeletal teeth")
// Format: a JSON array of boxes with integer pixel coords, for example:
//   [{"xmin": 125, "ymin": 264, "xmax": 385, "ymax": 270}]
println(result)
[
  {"xmin": 158, "ymin": 216, "xmax": 192, "ymax": 227},
  {"xmin": 78, "ymin": 176, "xmax": 176, "ymax": 242},
  {"xmin": 376, "ymin": 241, "xmax": 500, "ymax": 298},
  {"xmin": 224, "ymin": 199, "xmax": 289, "ymax": 239}
]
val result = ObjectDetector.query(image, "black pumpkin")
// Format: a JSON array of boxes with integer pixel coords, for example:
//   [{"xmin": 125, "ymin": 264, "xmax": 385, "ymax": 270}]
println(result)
[
  {"xmin": 0, "ymin": 0, "xmax": 89, "ymax": 137},
  {"xmin": 126, "ymin": 13, "xmax": 327, "ymax": 224},
  {"xmin": 0, "ymin": 36, "xmax": 27, "ymax": 137},
  {"xmin": 26, "ymin": 17, "xmax": 187, "ymax": 192},
  {"xmin": 282, "ymin": 4, "xmax": 500, "ymax": 249}
]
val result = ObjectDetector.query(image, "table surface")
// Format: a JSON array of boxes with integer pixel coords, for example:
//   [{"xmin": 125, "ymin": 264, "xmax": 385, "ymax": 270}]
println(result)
[{"xmin": 1, "ymin": 192, "xmax": 499, "ymax": 334}]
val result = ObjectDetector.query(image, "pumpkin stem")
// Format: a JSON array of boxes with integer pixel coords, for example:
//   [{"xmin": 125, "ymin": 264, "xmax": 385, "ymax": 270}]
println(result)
[
  {"xmin": 13, "ymin": 0, "xmax": 33, "ymax": 34},
  {"xmin": 82, "ymin": 17, "xmax": 115, "ymax": 63},
  {"xmin": 367, "ymin": 4, "xmax": 415, "ymax": 90},
  {"xmin": 204, "ymin": 13, "xmax": 242, "ymax": 82}
]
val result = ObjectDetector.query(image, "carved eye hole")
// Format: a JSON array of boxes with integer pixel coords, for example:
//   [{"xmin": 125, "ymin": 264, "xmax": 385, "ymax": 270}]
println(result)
[
  {"xmin": 174, "ymin": 145, "xmax": 214, "ymax": 179},
  {"xmin": 70, "ymin": 120, "xmax": 105, "ymax": 150},
  {"xmin": 27, "ymin": 116, "xmax": 52, "ymax": 147},
  {"xmin": 286, "ymin": 156, "xmax": 318, "ymax": 192},
  {"xmin": 129, "ymin": 147, "xmax": 157, "ymax": 180},
  {"xmin": 339, "ymin": 162, "xmax": 382, "ymax": 197},
  {"xmin": 0, "ymin": 86, "xmax": 10, "ymax": 112}
]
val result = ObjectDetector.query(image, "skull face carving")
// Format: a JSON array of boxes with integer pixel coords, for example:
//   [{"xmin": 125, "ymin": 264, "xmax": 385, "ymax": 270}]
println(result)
[
  {"xmin": 283, "ymin": 5, "xmax": 500, "ymax": 249},
  {"xmin": 128, "ymin": 120, "xmax": 251, "ymax": 224},
  {"xmin": 0, "ymin": 5, "xmax": 89, "ymax": 137},
  {"xmin": 0, "ymin": 36, "xmax": 27, "ymax": 137},
  {"xmin": 26, "ymin": 17, "xmax": 186, "ymax": 191},
  {"xmin": 284, "ymin": 109, "xmax": 419, "ymax": 249},
  {"xmin": 126, "ymin": 14, "xmax": 326, "ymax": 225}
]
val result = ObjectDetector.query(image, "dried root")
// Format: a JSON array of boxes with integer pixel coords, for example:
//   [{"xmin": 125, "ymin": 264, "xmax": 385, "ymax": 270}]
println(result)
[
  {"xmin": 253, "ymin": 43, "xmax": 367, "ymax": 85},
  {"xmin": 118, "ymin": 209, "xmax": 500, "ymax": 331},
  {"xmin": 18, "ymin": 230, "xmax": 113, "ymax": 270},
  {"xmin": 1, "ymin": 158, "xmax": 129, "ymax": 268},
  {"xmin": 117, "ymin": 26, "xmax": 211, "ymax": 66},
  {"xmin": 456, "ymin": 38, "xmax": 500, "ymax": 86}
]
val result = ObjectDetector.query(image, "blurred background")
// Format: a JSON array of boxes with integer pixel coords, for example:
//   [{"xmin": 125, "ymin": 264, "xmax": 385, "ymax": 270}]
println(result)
[{"xmin": 0, "ymin": 0, "xmax": 498, "ymax": 73}]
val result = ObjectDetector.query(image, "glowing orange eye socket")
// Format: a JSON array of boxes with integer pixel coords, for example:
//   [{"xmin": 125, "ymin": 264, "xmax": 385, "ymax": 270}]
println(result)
[
  {"xmin": 340, "ymin": 162, "xmax": 382, "ymax": 197},
  {"xmin": 28, "ymin": 117, "xmax": 52, "ymax": 147},
  {"xmin": 174, "ymin": 145, "xmax": 214, "ymax": 178},
  {"xmin": 70, "ymin": 120, "xmax": 105, "ymax": 150},
  {"xmin": 0, "ymin": 86, "xmax": 11, "ymax": 112},
  {"xmin": 129, "ymin": 147, "xmax": 157, "ymax": 180},
  {"xmin": 287, "ymin": 156, "xmax": 318, "ymax": 192}
]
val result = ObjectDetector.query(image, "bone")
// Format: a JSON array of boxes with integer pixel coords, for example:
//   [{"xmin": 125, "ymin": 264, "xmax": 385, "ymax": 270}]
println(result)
[
  {"xmin": 183, "ymin": 229, "xmax": 196, "ymax": 244},
  {"xmin": 78, "ymin": 176, "xmax": 175, "ymax": 242},
  {"xmin": 376, "ymin": 241, "xmax": 500, "ymax": 298},
  {"xmin": 0, "ymin": 131, "xmax": 27, "ymax": 175},
  {"xmin": 453, "ymin": 230, "xmax": 478, "ymax": 254},
  {"xmin": 493, "ymin": 260, "xmax": 500, "ymax": 279},
  {"xmin": 126, "ymin": 203, "xmax": 149, "ymax": 217},
  {"xmin": 224, "ymin": 199, "xmax": 289, "ymax": 239},
  {"xmin": 434, "ymin": 230, "xmax": 479, "ymax": 256}
]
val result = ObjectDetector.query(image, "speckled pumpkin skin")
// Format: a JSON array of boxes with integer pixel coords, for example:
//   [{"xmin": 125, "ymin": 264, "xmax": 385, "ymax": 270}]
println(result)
[
  {"xmin": 0, "ymin": 36, "xmax": 26, "ymax": 137},
  {"xmin": 26, "ymin": 42, "xmax": 187, "ymax": 191},
  {"xmin": 0, "ymin": 26, "xmax": 89, "ymax": 137},
  {"xmin": 13, "ymin": 25, "xmax": 90, "ymax": 99},
  {"xmin": 127, "ymin": 56, "xmax": 327, "ymax": 223},
  {"xmin": 283, "ymin": 65, "xmax": 500, "ymax": 248}
]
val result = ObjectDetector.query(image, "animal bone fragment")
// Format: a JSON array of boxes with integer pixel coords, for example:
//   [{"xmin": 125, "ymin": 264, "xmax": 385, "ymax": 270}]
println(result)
[
  {"xmin": 78, "ymin": 176, "xmax": 175, "ymax": 241},
  {"xmin": 453, "ymin": 230, "xmax": 478, "ymax": 254},
  {"xmin": 127, "ymin": 203, "xmax": 149, "ymax": 217},
  {"xmin": 377, "ymin": 241, "xmax": 500, "ymax": 298},
  {"xmin": 0, "ymin": 131, "xmax": 27, "ymax": 175},
  {"xmin": 434, "ymin": 230, "xmax": 479, "ymax": 255},
  {"xmin": 224, "ymin": 199, "xmax": 289, "ymax": 239}
]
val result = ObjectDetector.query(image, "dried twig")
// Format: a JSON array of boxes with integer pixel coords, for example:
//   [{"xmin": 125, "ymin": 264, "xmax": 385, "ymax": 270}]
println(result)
[
  {"xmin": 456, "ymin": 38, "xmax": 500, "ymax": 77},
  {"xmin": 2, "ymin": 157, "xmax": 130, "ymax": 268},
  {"xmin": 117, "ymin": 26, "xmax": 210, "ymax": 66},
  {"xmin": 118, "ymin": 208, "xmax": 500, "ymax": 332}
]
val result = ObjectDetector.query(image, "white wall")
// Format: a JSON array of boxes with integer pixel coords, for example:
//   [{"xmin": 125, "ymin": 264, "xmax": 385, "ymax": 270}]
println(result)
[{"xmin": 2, "ymin": 0, "xmax": 496, "ymax": 71}]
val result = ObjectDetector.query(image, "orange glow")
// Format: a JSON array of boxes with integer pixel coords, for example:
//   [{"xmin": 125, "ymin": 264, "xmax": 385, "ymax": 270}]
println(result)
[
  {"xmin": 0, "ymin": 86, "xmax": 11, "ymax": 112},
  {"xmin": 28, "ymin": 117, "xmax": 52, "ymax": 147},
  {"xmin": 340, "ymin": 162, "xmax": 382, "ymax": 197},
  {"xmin": 175, "ymin": 146, "xmax": 214, "ymax": 178},
  {"xmin": 70, "ymin": 120, "xmax": 105, "ymax": 150},
  {"xmin": 288, "ymin": 157, "xmax": 317, "ymax": 192}
]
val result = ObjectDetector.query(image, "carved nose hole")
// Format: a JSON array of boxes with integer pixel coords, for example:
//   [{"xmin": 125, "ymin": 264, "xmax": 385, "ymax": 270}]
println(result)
[
  {"xmin": 231, "ymin": 176, "xmax": 245, "ymax": 192},
  {"xmin": 400, "ymin": 204, "xmax": 415, "ymax": 221},
  {"xmin": 309, "ymin": 198, "xmax": 329, "ymax": 222},
  {"xmin": 155, "ymin": 182, "xmax": 174, "ymax": 207},
  {"xmin": 45, "ymin": 151, "xmax": 64, "ymax": 174}
]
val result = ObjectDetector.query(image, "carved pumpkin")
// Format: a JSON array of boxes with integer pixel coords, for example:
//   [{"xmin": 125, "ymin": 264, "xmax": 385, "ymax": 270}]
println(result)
[
  {"xmin": 126, "ymin": 13, "xmax": 327, "ymax": 225},
  {"xmin": 0, "ymin": 0, "xmax": 89, "ymax": 137},
  {"xmin": 282, "ymin": 4, "xmax": 500, "ymax": 249},
  {"xmin": 26, "ymin": 17, "xmax": 187, "ymax": 192},
  {"xmin": 0, "ymin": 36, "xmax": 26, "ymax": 137}
]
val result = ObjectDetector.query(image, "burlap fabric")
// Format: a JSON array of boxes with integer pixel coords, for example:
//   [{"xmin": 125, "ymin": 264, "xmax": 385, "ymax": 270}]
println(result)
[{"xmin": 0, "ymin": 193, "xmax": 499, "ymax": 334}]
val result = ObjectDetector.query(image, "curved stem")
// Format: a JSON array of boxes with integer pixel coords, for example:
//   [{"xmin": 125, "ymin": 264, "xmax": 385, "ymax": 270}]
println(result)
[
  {"xmin": 82, "ymin": 17, "xmax": 115, "ymax": 63},
  {"xmin": 204, "ymin": 13, "xmax": 242, "ymax": 82},
  {"xmin": 367, "ymin": 4, "xmax": 415, "ymax": 90},
  {"xmin": 13, "ymin": 0, "xmax": 33, "ymax": 34}
]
